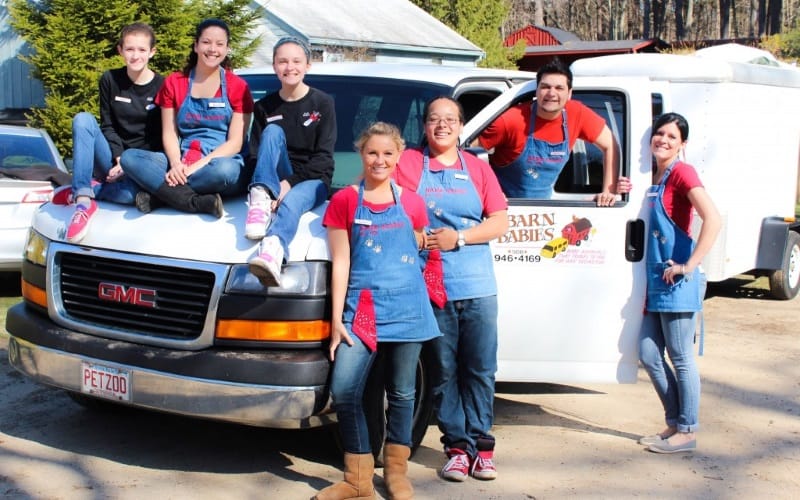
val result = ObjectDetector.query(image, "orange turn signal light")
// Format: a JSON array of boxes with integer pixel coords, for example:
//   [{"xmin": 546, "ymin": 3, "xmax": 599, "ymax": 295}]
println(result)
[
  {"xmin": 21, "ymin": 280, "xmax": 47, "ymax": 308},
  {"xmin": 216, "ymin": 319, "xmax": 331, "ymax": 342}
]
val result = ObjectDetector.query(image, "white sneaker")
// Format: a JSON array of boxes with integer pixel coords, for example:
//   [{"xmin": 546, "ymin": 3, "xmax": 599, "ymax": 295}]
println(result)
[
  {"xmin": 249, "ymin": 235, "xmax": 283, "ymax": 286},
  {"xmin": 244, "ymin": 190, "xmax": 273, "ymax": 240}
]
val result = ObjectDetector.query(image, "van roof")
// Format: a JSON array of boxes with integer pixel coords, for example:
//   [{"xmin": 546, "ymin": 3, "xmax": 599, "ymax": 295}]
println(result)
[
  {"xmin": 238, "ymin": 62, "xmax": 536, "ymax": 87},
  {"xmin": 571, "ymin": 52, "xmax": 800, "ymax": 88}
]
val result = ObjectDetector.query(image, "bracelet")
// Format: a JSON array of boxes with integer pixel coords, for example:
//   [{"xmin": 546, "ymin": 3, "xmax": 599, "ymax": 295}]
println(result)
[{"xmin": 681, "ymin": 264, "xmax": 686, "ymax": 275}]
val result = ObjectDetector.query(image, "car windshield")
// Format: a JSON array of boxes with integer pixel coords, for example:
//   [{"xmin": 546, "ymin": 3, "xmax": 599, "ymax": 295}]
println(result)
[
  {"xmin": 0, "ymin": 133, "xmax": 59, "ymax": 170},
  {"xmin": 241, "ymin": 74, "xmax": 450, "ymax": 190}
]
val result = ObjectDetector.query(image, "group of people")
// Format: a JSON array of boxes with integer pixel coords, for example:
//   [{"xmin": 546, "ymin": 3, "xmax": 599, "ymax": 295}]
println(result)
[
  {"xmin": 57, "ymin": 20, "xmax": 330, "ymax": 288},
  {"xmin": 61, "ymin": 19, "xmax": 720, "ymax": 498}
]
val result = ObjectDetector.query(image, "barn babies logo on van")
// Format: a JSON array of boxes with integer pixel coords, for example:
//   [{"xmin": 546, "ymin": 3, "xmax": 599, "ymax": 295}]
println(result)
[{"xmin": 493, "ymin": 211, "xmax": 604, "ymax": 265}]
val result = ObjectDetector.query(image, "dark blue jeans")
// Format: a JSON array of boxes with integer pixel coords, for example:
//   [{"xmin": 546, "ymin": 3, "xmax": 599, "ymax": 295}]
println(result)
[
  {"xmin": 330, "ymin": 333, "xmax": 423, "ymax": 453},
  {"xmin": 71, "ymin": 112, "xmax": 137, "ymax": 204},
  {"xmin": 121, "ymin": 149, "xmax": 245, "ymax": 196},
  {"xmin": 430, "ymin": 295, "xmax": 498, "ymax": 457}
]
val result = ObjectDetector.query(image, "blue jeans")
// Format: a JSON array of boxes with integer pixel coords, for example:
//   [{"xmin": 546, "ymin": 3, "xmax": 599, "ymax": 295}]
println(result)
[
  {"xmin": 639, "ymin": 311, "xmax": 701, "ymax": 432},
  {"xmin": 71, "ymin": 112, "xmax": 137, "ymax": 204},
  {"xmin": 120, "ymin": 149, "xmax": 246, "ymax": 196},
  {"xmin": 250, "ymin": 125, "xmax": 328, "ymax": 259},
  {"xmin": 430, "ymin": 295, "xmax": 498, "ymax": 457},
  {"xmin": 330, "ymin": 334, "xmax": 423, "ymax": 453}
]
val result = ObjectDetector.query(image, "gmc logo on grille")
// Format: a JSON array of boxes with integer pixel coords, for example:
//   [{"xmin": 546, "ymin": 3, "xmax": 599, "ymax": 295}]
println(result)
[{"xmin": 98, "ymin": 282, "xmax": 157, "ymax": 308}]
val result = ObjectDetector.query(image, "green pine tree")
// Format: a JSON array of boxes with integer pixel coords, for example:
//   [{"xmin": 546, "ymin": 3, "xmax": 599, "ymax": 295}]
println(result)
[
  {"xmin": 410, "ymin": 0, "xmax": 523, "ymax": 69},
  {"xmin": 9, "ymin": 0, "xmax": 262, "ymax": 157}
]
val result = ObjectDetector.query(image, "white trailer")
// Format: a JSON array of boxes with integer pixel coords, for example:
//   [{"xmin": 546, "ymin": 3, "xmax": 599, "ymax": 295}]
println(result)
[{"xmin": 459, "ymin": 49, "xmax": 800, "ymax": 384}]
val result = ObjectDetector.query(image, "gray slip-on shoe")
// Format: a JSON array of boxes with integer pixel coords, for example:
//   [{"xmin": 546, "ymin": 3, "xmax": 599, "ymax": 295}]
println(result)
[
  {"xmin": 648, "ymin": 439, "xmax": 696, "ymax": 453},
  {"xmin": 638, "ymin": 434, "xmax": 665, "ymax": 446}
]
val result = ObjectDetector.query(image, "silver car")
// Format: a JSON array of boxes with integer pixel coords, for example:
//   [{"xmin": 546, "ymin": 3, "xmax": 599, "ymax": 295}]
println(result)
[{"xmin": 0, "ymin": 124, "xmax": 68, "ymax": 270}]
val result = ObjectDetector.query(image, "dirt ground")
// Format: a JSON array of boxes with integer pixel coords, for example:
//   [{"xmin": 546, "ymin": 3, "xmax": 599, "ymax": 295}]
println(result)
[{"xmin": 1, "ymin": 272, "xmax": 798, "ymax": 499}]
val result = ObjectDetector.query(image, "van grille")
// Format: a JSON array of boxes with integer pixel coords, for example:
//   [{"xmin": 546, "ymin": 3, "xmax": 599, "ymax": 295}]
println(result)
[{"xmin": 58, "ymin": 253, "xmax": 215, "ymax": 340}]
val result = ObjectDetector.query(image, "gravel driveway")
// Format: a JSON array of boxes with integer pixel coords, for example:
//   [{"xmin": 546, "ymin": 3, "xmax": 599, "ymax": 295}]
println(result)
[{"xmin": 1, "ymin": 273, "xmax": 798, "ymax": 499}]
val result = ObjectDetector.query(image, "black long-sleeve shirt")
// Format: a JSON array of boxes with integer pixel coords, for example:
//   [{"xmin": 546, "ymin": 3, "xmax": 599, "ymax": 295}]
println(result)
[
  {"xmin": 99, "ymin": 67, "xmax": 164, "ymax": 161},
  {"xmin": 248, "ymin": 87, "xmax": 336, "ymax": 189}
]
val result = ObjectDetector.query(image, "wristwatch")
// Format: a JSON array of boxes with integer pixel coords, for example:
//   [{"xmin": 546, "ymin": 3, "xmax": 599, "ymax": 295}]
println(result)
[{"xmin": 456, "ymin": 231, "xmax": 466, "ymax": 248}]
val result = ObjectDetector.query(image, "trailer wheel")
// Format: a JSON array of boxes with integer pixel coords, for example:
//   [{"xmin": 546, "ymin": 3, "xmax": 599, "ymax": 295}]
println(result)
[
  {"xmin": 769, "ymin": 230, "xmax": 800, "ymax": 300},
  {"xmin": 346, "ymin": 344, "xmax": 435, "ymax": 465}
]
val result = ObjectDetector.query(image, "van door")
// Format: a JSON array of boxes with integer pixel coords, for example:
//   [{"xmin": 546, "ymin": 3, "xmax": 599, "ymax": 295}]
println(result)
[{"xmin": 462, "ymin": 76, "xmax": 655, "ymax": 384}]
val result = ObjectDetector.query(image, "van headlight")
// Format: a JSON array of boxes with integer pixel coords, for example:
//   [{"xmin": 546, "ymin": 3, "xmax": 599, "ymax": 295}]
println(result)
[
  {"xmin": 225, "ymin": 261, "xmax": 328, "ymax": 296},
  {"xmin": 24, "ymin": 230, "xmax": 49, "ymax": 266}
]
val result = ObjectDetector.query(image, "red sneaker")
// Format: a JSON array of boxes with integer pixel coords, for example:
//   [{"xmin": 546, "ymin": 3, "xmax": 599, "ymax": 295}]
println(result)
[
  {"xmin": 51, "ymin": 186, "xmax": 73, "ymax": 205},
  {"xmin": 66, "ymin": 201, "xmax": 98, "ymax": 243},
  {"xmin": 441, "ymin": 448, "xmax": 470, "ymax": 482},
  {"xmin": 470, "ymin": 450, "xmax": 497, "ymax": 480}
]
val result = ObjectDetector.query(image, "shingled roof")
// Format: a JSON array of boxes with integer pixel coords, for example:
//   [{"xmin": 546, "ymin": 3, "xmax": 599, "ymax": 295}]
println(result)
[{"xmin": 252, "ymin": 0, "xmax": 484, "ymax": 65}]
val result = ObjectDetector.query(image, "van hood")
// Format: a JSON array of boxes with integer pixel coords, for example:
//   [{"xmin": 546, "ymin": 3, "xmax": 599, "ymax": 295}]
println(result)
[{"xmin": 31, "ymin": 196, "xmax": 330, "ymax": 264}]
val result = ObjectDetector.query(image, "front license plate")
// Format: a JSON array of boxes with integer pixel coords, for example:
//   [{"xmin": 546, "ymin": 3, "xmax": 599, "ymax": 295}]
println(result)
[{"xmin": 81, "ymin": 362, "xmax": 131, "ymax": 402}]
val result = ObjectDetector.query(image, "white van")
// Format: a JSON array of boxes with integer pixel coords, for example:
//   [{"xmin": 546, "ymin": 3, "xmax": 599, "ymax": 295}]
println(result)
[{"xmin": 7, "ymin": 53, "xmax": 800, "ymax": 453}]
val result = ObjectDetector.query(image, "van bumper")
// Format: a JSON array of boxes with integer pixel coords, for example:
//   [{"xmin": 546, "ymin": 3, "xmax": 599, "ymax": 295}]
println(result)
[{"xmin": 5, "ymin": 303, "xmax": 334, "ymax": 429}]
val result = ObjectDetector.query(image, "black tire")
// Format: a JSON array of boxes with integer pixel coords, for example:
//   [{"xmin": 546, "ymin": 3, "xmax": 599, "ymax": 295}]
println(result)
[
  {"xmin": 769, "ymin": 230, "xmax": 800, "ymax": 300},
  {"xmin": 361, "ymin": 343, "xmax": 436, "ymax": 465}
]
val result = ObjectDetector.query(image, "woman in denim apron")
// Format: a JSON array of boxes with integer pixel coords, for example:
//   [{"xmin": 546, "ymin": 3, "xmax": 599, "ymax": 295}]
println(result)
[
  {"xmin": 396, "ymin": 97, "xmax": 508, "ymax": 483},
  {"xmin": 639, "ymin": 113, "xmax": 721, "ymax": 454},
  {"xmin": 318, "ymin": 123, "xmax": 439, "ymax": 500},
  {"xmin": 122, "ymin": 19, "xmax": 253, "ymax": 216}
]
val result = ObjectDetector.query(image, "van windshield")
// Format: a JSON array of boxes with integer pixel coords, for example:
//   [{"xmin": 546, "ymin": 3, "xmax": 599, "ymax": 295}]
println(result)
[{"xmin": 240, "ymin": 74, "xmax": 450, "ymax": 190}]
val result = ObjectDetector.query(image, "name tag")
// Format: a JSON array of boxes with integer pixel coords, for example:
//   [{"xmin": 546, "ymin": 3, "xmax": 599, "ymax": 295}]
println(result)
[
  {"xmin": 550, "ymin": 151, "xmax": 566, "ymax": 156},
  {"xmin": 209, "ymin": 102, "xmax": 226, "ymax": 108},
  {"xmin": 646, "ymin": 191, "xmax": 658, "ymax": 197},
  {"xmin": 114, "ymin": 96, "xmax": 131, "ymax": 103},
  {"xmin": 267, "ymin": 115, "xmax": 283, "ymax": 122},
  {"xmin": 454, "ymin": 173, "xmax": 468, "ymax": 180},
  {"xmin": 354, "ymin": 218, "xmax": 372, "ymax": 226}
]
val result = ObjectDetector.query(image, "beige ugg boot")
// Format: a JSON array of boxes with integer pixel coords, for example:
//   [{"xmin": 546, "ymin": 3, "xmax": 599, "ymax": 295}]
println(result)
[
  {"xmin": 313, "ymin": 452, "xmax": 375, "ymax": 500},
  {"xmin": 383, "ymin": 443, "xmax": 413, "ymax": 500}
]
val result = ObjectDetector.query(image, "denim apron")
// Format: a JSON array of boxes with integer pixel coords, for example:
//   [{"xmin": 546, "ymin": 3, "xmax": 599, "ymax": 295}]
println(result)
[
  {"xmin": 646, "ymin": 162, "xmax": 702, "ymax": 312},
  {"xmin": 493, "ymin": 103, "xmax": 569, "ymax": 198},
  {"xmin": 343, "ymin": 180, "xmax": 440, "ymax": 349},
  {"xmin": 418, "ymin": 149, "xmax": 496, "ymax": 301},
  {"xmin": 176, "ymin": 68, "xmax": 241, "ymax": 162}
]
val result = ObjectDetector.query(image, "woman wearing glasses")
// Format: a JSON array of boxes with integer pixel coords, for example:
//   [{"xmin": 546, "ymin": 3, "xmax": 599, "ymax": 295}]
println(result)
[{"xmin": 395, "ymin": 96, "xmax": 508, "ymax": 483}]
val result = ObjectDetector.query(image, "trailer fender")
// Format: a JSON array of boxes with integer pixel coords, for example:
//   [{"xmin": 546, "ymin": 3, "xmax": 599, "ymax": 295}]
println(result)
[{"xmin": 755, "ymin": 217, "xmax": 795, "ymax": 271}]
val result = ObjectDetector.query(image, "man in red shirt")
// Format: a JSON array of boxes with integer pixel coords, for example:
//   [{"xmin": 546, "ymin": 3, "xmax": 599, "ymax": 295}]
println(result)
[{"xmin": 477, "ymin": 59, "xmax": 629, "ymax": 205}]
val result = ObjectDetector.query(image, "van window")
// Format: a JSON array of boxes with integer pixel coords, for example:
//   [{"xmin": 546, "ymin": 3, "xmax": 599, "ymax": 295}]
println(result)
[
  {"xmin": 552, "ymin": 90, "xmax": 627, "ymax": 198},
  {"xmin": 240, "ymin": 74, "xmax": 449, "ymax": 190}
]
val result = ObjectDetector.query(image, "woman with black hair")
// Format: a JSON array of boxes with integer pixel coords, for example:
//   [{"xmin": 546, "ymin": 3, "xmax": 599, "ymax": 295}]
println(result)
[{"xmin": 122, "ymin": 18, "xmax": 253, "ymax": 216}]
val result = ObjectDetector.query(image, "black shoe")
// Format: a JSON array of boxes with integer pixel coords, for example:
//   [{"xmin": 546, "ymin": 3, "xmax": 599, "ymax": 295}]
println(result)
[{"xmin": 135, "ymin": 191, "xmax": 162, "ymax": 213}]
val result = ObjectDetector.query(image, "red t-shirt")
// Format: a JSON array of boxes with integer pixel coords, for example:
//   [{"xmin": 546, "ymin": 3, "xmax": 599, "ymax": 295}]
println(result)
[
  {"xmin": 156, "ymin": 70, "xmax": 254, "ymax": 113},
  {"xmin": 394, "ymin": 148, "xmax": 508, "ymax": 217},
  {"xmin": 323, "ymin": 185, "xmax": 429, "ymax": 239},
  {"xmin": 660, "ymin": 161, "xmax": 704, "ymax": 236},
  {"xmin": 479, "ymin": 100, "xmax": 606, "ymax": 168}
]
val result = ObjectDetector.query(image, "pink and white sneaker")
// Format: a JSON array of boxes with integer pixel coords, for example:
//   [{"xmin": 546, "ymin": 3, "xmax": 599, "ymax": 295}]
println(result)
[
  {"xmin": 470, "ymin": 450, "xmax": 497, "ymax": 480},
  {"xmin": 248, "ymin": 236, "xmax": 284, "ymax": 286},
  {"xmin": 245, "ymin": 194, "xmax": 273, "ymax": 240},
  {"xmin": 441, "ymin": 448, "xmax": 470, "ymax": 482},
  {"xmin": 66, "ymin": 201, "xmax": 98, "ymax": 243}
]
